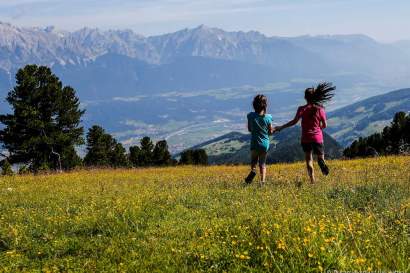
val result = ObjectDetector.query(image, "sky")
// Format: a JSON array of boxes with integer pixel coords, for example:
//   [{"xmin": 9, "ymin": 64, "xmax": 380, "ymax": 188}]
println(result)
[{"xmin": 0, "ymin": 0, "xmax": 409, "ymax": 42}]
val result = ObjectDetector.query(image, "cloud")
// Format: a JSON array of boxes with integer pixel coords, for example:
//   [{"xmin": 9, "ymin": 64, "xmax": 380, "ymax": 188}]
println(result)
[
  {"xmin": 0, "ymin": 0, "xmax": 409, "ymax": 41},
  {"xmin": 0, "ymin": 0, "xmax": 314, "ymax": 29},
  {"xmin": 0, "ymin": 0, "xmax": 44, "ymax": 5},
  {"xmin": 0, "ymin": 0, "xmax": 308, "ymax": 20}
]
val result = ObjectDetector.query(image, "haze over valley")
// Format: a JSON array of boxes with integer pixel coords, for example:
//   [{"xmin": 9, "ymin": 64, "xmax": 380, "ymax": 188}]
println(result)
[{"xmin": 1, "ymin": 22, "xmax": 409, "ymax": 152}]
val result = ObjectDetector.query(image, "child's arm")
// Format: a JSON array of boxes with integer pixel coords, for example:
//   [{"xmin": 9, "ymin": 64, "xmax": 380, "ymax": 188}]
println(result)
[
  {"xmin": 320, "ymin": 120, "xmax": 327, "ymax": 129},
  {"xmin": 320, "ymin": 108, "xmax": 327, "ymax": 129},
  {"xmin": 276, "ymin": 111, "xmax": 300, "ymax": 132},
  {"xmin": 268, "ymin": 123, "xmax": 276, "ymax": 135}
]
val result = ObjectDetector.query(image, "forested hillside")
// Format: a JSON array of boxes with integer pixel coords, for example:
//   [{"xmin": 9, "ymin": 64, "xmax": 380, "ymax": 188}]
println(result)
[
  {"xmin": 327, "ymin": 88, "xmax": 410, "ymax": 145},
  {"xmin": 192, "ymin": 127, "xmax": 342, "ymax": 164}
]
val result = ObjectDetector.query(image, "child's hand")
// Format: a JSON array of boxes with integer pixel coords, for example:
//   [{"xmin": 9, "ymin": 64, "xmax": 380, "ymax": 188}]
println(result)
[
  {"xmin": 269, "ymin": 126, "xmax": 280, "ymax": 135},
  {"xmin": 274, "ymin": 126, "xmax": 282, "ymax": 132}
]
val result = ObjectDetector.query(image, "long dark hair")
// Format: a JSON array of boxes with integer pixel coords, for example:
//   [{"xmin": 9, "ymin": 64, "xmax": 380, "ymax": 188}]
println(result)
[
  {"xmin": 252, "ymin": 94, "xmax": 267, "ymax": 113},
  {"xmin": 305, "ymin": 82, "xmax": 336, "ymax": 106}
]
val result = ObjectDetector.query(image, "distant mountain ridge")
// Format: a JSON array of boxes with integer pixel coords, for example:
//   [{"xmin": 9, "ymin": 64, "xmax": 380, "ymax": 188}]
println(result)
[
  {"xmin": 1, "ymin": 22, "xmax": 410, "ymax": 101},
  {"xmin": 1, "ymin": 22, "xmax": 409, "ymax": 153},
  {"xmin": 0, "ymin": 22, "xmax": 329, "ymax": 69},
  {"xmin": 1, "ymin": 22, "xmax": 409, "ymax": 81},
  {"xmin": 0, "ymin": 22, "xmax": 156, "ymax": 70}
]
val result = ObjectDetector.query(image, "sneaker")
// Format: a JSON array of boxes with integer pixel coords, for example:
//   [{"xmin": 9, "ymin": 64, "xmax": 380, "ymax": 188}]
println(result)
[
  {"xmin": 245, "ymin": 170, "xmax": 257, "ymax": 184},
  {"xmin": 318, "ymin": 158, "xmax": 329, "ymax": 176}
]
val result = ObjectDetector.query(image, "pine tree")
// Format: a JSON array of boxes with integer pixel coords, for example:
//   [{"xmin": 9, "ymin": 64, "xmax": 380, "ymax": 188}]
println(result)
[
  {"xmin": 84, "ymin": 126, "xmax": 112, "ymax": 166},
  {"xmin": 129, "ymin": 146, "xmax": 142, "ymax": 167},
  {"xmin": 84, "ymin": 125, "xmax": 129, "ymax": 168},
  {"xmin": 344, "ymin": 112, "xmax": 410, "ymax": 158},
  {"xmin": 388, "ymin": 112, "xmax": 408, "ymax": 154},
  {"xmin": 179, "ymin": 149, "xmax": 208, "ymax": 165},
  {"xmin": 152, "ymin": 140, "xmax": 172, "ymax": 166},
  {"xmin": 1, "ymin": 160, "xmax": 13, "ymax": 176},
  {"xmin": 179, "ymin": 150, "xmax": 194, "ymax": 165},
  {"xmin": 110, "ymin": 142, "xmax": 129, "ymax": 168},
  {"xmin": 139, "ymin": 137, "xmax": 154, "ymax": 166},
  {"xmin": 0, "ymin": 65, "xmax": 84, "ymax": 171},
  {"xmin": 193, "ymin": 149, "xmax": 208, "ymax": 165}
]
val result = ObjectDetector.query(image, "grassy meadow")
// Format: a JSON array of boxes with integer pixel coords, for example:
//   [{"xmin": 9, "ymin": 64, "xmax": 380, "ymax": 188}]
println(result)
[{"xmin": 0, "ymin": 156, "xmax": 409, "ymax": 272}]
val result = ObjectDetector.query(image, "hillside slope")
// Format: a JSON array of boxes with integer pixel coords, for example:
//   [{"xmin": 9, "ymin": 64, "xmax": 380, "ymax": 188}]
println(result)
[
  {"xmin": 327, "ymin": 88, "xmax": 410, "ymax": 146},
  {"xmin": 192, "ymin": 127, "xmax": 342, "ymax": 164},
  {"xmin": 191, "ymin": 88, "xmax": 410, "ymax": 161}
]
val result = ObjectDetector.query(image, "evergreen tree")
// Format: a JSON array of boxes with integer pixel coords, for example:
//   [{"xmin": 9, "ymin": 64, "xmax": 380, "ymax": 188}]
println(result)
[
  {"xmin": 1, "ymin": 160, "xmax": 13, "ymax": 176},
  {"xmin": 110, "ymin": 142, "xmax": 129, "ymax": 168},
  {"xmin": 84, "ymin": 125, "xmax": 129, "ymax": 168},
  {"xmin": 129, "ymin": 145, "xmax": 142, "ymax": 167},
  {"xmin": 179, "ymin": 150, "xmax": 194, "ymax": 165},
  {"xmin": 84, "ymin": 126, "xmax": 112, "ymax": 166},
  {"xmin": 344, "ymin": 111, "xmax": 410, "ymax": 158},
  {"xmin": 386, "ymin": 112, "xmax": 409, "ymax": 154},
  {"xmin": 0, "ymin": 65, "xmax": 84, "ymax": 171},
  {"xmin": 152, "ymin": 140, "xmax": 172, "ymax": 166},
  {"xmin": 179, "ymin": 149, "xmax": 208, "ymax": 165},
  {"xmin": 139, "ymin": 137, "xmax": 154, "ymax": 166},
  {"xmin": 193, "ymin": 149, "xmax": 208, "ymax": 165}
]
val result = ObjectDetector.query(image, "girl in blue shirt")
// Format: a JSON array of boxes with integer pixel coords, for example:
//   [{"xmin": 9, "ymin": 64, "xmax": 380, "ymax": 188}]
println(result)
[{"xmin": 245, "ymin": 94, "xmax": 276, "ymax": 185}]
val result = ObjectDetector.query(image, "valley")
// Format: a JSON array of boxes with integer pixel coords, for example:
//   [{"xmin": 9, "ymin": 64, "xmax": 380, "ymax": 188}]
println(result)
[{"xmin": 0, "ymin": 22, "xmax": 409, "ymax": 153}]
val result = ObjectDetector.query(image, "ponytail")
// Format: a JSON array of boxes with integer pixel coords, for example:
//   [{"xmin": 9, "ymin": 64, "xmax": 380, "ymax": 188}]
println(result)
[{"xmin": 305, "ymin": 82, "xmax": 336, "ymax": 106}]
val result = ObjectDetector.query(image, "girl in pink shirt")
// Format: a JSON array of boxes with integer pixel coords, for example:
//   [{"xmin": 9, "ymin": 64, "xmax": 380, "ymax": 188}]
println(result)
[{"xmin": 276, "ymin": 82, "xmax": 336, "ymax": 184}]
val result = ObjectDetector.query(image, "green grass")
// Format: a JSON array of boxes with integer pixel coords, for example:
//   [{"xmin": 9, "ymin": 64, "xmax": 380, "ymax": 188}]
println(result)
[{"xmin": 0, "ymin": 156, "xmax": 409, "ymax": 272}]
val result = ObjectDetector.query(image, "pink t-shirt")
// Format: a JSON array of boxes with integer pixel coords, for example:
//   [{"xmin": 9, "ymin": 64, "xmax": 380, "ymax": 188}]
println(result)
[{"xmin": 296, "ymin": 104, "xmax": 326, "ymax": 143}]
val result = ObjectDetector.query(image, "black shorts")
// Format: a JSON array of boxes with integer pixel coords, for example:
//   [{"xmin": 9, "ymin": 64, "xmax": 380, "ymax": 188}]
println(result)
[
  {"xmin": 301, "ymin": 142, "xmax": 324, "ymax": 155},
  {"xmin": 251, "ymin": 150, "xmax": 267, "ymax": 167}
]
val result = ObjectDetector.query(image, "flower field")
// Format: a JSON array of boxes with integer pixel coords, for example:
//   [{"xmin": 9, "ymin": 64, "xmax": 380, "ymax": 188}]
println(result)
[{"xmin": 0, "ymin": 156, "xmax": 409, "ymax": 272}]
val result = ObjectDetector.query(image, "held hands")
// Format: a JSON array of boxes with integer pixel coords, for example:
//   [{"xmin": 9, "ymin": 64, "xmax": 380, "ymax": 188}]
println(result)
[
  {"xmin": 274, "ymin": 126, "xmax": 282, "ymax": 132},
  {"xmin": 269, "ymin": 125, "xmax": 282, "ymax": 135}
]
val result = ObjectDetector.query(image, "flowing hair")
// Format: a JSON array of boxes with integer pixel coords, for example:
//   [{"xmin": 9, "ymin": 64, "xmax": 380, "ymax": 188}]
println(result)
[{"xmin": 305, "ymin": 82, "xmax": 336, "ymax": 106}]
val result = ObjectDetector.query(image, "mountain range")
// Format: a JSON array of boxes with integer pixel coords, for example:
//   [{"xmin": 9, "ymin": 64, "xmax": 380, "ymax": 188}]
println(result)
[
  {"xmin": 0, "ymin": 22, "xmax": 409, "ymax": 152},
  {"xmin": 1, "ymin": 22, "xmax": 410, "ymax": 98}
]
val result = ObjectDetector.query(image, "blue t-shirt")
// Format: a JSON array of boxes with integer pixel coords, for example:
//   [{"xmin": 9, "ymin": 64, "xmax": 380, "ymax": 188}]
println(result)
[{"xmin": 247, "ymin": 112, "xmax": 272, "ymax": 152}]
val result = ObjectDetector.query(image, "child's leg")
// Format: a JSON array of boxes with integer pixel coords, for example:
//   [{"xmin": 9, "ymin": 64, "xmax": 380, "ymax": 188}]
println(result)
[
  {"xmin": 259, "ymin": 165, "xmax": 266, "ymax": 185},
  {"xmin": 305, "ymin": 151, "xmax": 315, "ymax": 184},
  {"xmin": 251, "ymin": 155, "xmax": 257, "ymax": 172},
  {"xmin": 250, "ymin": 150, "xmax": 258, "ymax": 173},
  {"xmin": 315, "ymin": 144, "xmax": 329, "ymax": 176},
  {"xmin": 317, "ymin": 153, "xmax": 329, "ymax": 176},
  {"xmin": 259, "ymin": 152, "xmax": 267, "ymax": 185},
  {"xmin": 245, "ymin": 150, "xmax": 258, "ymax": 183}
]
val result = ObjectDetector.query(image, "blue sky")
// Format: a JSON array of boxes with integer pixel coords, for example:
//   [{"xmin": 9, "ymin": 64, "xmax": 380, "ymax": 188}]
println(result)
[{"xmin": 0, "ymin": 0, "xmax": 409, "ymax": 42}]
